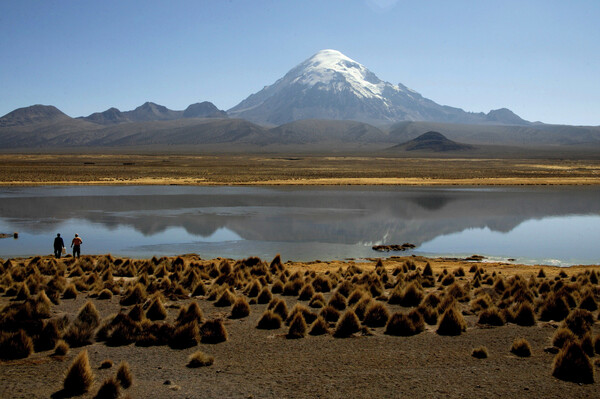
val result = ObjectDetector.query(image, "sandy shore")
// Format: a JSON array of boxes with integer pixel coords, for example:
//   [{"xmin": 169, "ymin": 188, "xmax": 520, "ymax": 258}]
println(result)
[{"xmin": 0, "ymin": 254, "xmax": 598, "ymax": 398}]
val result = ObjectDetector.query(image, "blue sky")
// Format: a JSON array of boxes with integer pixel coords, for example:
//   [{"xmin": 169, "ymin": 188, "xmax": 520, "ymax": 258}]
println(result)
[{"xmin": 1, "ymin": 0, "xmax": 598, "ymax": 125}]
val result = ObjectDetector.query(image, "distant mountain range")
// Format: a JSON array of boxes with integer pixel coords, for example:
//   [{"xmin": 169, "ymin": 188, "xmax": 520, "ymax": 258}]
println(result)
[{"xmin": 1, "ymin": 49, "xmax": 599, "ymax": 151}]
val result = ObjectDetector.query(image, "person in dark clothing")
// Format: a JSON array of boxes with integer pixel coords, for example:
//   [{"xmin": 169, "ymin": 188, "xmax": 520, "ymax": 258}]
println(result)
[
  {"xmin": 53, "ymin": 233, "xmax": 65, "ymax": 258},
  {"xmin": 71, "ymin": 233, "xmax": 83, "ymax": 258}
]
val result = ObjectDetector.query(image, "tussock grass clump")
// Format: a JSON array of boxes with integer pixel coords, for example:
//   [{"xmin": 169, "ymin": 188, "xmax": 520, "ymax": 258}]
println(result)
[
  {"xmin": 257, "ymin": 287, "xmax": 272, "ymax": 304},
  {"xmin": 399, "ymin": 282, "xmax": 424, "ymax": 307},
  {"xmin": 552, "ymin": 341, "xmax": 594, "ymax": 384},
  {"xmin": 298, "ymin": 283, "xmax": 315, "ymax": 301},
  {"xmin": 511, "ymin": 338, "xmax": 532, "ymax": 357},
  {"xmin": 94, "ymin": 378, "xmax": 120, "ymax": 399},
  {"xmin": 230, "ymin": 297, "xmax": 251, "ymax": 319},
  {"xmin": 470, "ymin": 294, "xmax": 492, "ymax": 312},
  {"xmin": 347, "ymin": 289, "xmax": 366, "ymax": 306},
  {"xmin": 146, "ymin": 297, "xmax": 168, "ymax": 321},
  {"xmin": 441, "ymin": 274, "xmax": 455, "ymax": 286},
  {"xmin": 63, "ymin": 321, "xmax": 96, "ymax": 348},
  {"xmin": 187, "ymin": 350, "xmax": 214, "ymax": 367},
  {"xmin": 309, "ymin": 316, "xmax": 329, "ymax": 336},
  {"xmin": 580, "ymin": 333, "xmax": 594, "ymax": 357},
  {"xmin": 97, "ymin": 288, "xmax": 113, "ymax": 300},
  {"xmin": 537, "ymin": 269, "xmax": 546, "ymax": 278},
  {"xmin": 333, "ymin": 309, "xmax": 361, "ymax": 338},
  {"xmin": 353, "ymin": 296, "xmax": 373, "ymax": 321},
  {"xmin": 319, "ymin": 305, "xmax": 341, "ymax": 323},
  {"xmin": 563, "ymin": 309, "xmax": 594, "ymax": 337},
  {"xmin": 34, "ymin": 319, "xmax": 61, "ymax": 352},
  {"xmin": 286, "ymin": 304, "xmax": 317, "ymax": 325},
  {"xmin": 539, "ymin": 293, "xmax": 570, "ymax": 322},
  {"xmin": 77, "ymin": 301, "xmax": 101, "ymax": 328},
  {"xmin": 282, "ymin": 278, "xmax": 303, "ymax": 296},
  {"xmin": 0, "ymin": 329, "xmax": 34, "ymax": 360},
  {"xmin": 471, "ymin": 346, "xmax": 488, "ymax": 359},
  {"xmin": 311, "ymin": 275, "xmax": 332, "ymax": 293},
  {"xmin": 169, "ymin": 321, "xmax": 199, "ymax": 349},
  {"xmin": 127, "ymin": 304, "xmax": 145, "ymax": 322},
  {"xmin": 514, "ymin": 302, "xmax": 536, "ymax": 326},
  {"xmin": 245, "ymin": 280, "xmax": 262, "ymax": 298},
  {"xmin": 214, "ymin": 289, "xmax": 236, "ymax": 307},
  {"xmin": 417, "ymin": 304, "xmax": 438, "ymax": 325},
  {"xmin": 270, "ymin": 280, "xmax": 284, "ymax": 294},
  {"xmin": 54, "ymin": 339, "xmax": 69, "ymax": 356},
  {"xmin": 257, "ymin": 310, "xmax": 282, "ymax": 330},
  {"xmin": 105, "ymin": 314, "xmax": 142, "ymax": 347},
  {"xmin": 422, "ymin": 292, "xmax": 441, "ymax": 309},
  {"xmin": 385, "ymin": 310, "xmax": 424, "ymax": 336},
  {"xmin": 328, "ymin": 291, "xmax": 347, "ymax": 311},
  {"xmin": 63, "ymin": 283, "xmax": 78, "ymax": 299},
  {"xmin": 116, "ymin": 360, "xmax": 133, "ymax": 389},
  {"xmin": 200, "ymin": 319, "xmax": 228, "ymax": 344},
  {"xmin": 268, "ymin": 298, "xmax": 289, "ymax": 320},
  {"xmin": 477, "ymin": 307, "xmax": 505, "ymax": 326},
  {"xmin": 309, "ymin": 292, "xmax": 326, "ymax": 308},
  {"xmin": 553, "ymin": 327, "xmax": 576, "ymax": 349},
  {"xmin": 578, "ymin": 292, "xmax": 598, "ymax": 311},
  {"xmin": 176, "ymin": 301, "xmax": 204, "ymax": 325},
  {"xmin": 423, "ymin": 262, "xmax": 433, "ymax": 276},
  {"xmin": 119, "ymin": 283, "xmax": 146, "ymax": 306},
  {"xmin": 437, "ymin": 306, "xmax": 467, "ymax": 336},
  {"xmin": 63, "ymin": 350, "xmax": 94, "ymax": 394},
  {"xmin": 192, "ymin": 281, "xmax": 207, "ymax": 297},
  {"xmin": 287, "ymin": 312, "xmax": 307, "ymax": 339},
  {"xmin": 363, "ymin": 302, "xmax": 390, "ymax": 328}
]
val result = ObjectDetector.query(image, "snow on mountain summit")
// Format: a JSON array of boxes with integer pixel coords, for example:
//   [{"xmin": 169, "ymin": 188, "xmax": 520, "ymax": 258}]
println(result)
[{"xmin": 287, "ymin": 49, "xmax": 401, "ymax": 100}]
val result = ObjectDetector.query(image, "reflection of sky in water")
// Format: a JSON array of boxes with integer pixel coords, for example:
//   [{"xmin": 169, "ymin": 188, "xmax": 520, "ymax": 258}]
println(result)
[
  {"xmin": 0, "ymin": 185, "xmax": 599, "ymax": 266},
  {"xmin": 417, "ymin": 215, "xmax": 600, "ymax": 266}
]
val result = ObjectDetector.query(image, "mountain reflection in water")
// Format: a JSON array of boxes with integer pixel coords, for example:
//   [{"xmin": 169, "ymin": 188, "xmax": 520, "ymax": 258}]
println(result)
[{"xmin": 0, "ymin": 186, "xmax": 598, "ymax": 265}]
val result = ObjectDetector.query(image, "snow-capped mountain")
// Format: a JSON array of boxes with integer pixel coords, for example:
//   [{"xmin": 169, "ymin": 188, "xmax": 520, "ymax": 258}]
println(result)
[{"xmin": 228, "ymin": 49, "xmax": 528, "ymax": 126}]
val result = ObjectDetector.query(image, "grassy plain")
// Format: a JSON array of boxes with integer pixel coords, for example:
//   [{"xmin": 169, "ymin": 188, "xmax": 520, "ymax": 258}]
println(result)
[{"xmin": 1, "ymin": 153, "xmax": 600, "ymax": 185}]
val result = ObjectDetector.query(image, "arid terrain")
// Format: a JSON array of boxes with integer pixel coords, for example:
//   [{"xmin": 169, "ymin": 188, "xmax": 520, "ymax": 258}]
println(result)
[
  {"xmin": 0, "ymin": 254, "xmax": 598, "ymax": 398},
  {"xmin": 1, "ymin": 154, "xmax": 600, "ymax": 185}
]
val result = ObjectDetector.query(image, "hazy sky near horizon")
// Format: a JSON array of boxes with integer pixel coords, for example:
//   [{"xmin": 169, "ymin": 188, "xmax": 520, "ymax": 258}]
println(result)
[{"xmin": 1, "ymin": 1, "xmax": 598, "ymax": 125}]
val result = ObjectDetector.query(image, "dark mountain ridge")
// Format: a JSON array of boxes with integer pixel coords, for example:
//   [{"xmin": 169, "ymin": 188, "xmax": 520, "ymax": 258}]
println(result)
[{"xmin": 390, "ymin": 131, "xmax": 474, "ymax": 152}]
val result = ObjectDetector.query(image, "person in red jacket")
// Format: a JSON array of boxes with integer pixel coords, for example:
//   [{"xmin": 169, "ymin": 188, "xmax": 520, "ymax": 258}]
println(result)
[{"xmin": 71, "ymin": 233, "xmax": 83, "ymax": 258}]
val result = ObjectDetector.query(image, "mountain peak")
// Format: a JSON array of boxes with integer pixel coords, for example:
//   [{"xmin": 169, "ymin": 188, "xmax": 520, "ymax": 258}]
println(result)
[
  {"xmin": 288, "ymin": 49, "xmax": 385, "ymax": 99},
  {"xmin": 0, "ymin": 104, "xmax": 70, "ymax": 127},
  {"xmin": 391, "ymin": 131, "xmax": 474, "ymax": 152},
  {"xmin": 486, "ymin": 108, "xmax": 529, "ymax": 125}
]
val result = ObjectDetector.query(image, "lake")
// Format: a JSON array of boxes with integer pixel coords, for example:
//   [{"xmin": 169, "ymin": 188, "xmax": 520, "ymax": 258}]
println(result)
[{"xmin": 0, "ymin": 185, "xmax": 599, "ymax": 266}]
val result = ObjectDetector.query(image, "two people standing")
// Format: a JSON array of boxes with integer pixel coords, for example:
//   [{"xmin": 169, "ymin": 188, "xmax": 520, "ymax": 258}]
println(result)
[{"xmin": 53, "ymin": 233, "xmax": 83, "ymax": 258}]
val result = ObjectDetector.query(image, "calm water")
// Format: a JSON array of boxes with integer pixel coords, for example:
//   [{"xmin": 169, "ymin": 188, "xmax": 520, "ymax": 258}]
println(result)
[{"xmin": 0, "ymin": 185, "xmax": 599, "ymax": 266}]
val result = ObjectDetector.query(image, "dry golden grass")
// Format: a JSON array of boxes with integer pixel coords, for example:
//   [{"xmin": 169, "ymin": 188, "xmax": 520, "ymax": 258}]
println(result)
[
  {"xmin": 63, "ymin": 350, "xmax": 94, "ymax": 394},
  {"xmin": 2, "ymin": 154, "xmax": 600, "ymax": 186}
]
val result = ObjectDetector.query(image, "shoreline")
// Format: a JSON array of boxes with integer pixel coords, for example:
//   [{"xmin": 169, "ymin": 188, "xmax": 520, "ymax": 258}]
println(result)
[
  {"xmin": 2, "ymin": 177, "xmax": 600, "ymax": 186},
  {"xmin": 2, "ymin": 253, "xmax": 599, "ymax": 274}
]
